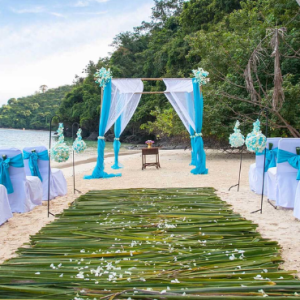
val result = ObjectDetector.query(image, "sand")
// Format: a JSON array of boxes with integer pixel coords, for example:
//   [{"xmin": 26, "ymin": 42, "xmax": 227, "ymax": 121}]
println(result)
[{"xmin": 1, "ymin": 149, "xmax": 300, "ymax": 277}]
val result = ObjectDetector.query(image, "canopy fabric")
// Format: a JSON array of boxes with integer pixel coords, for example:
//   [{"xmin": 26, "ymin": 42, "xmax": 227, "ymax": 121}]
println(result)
[
  {"xmin": 163, "ymin": 79, "xmax": 199, "ymax": 167},
  {"xmin": 84, "ymin": 79, "xmax": 122, "ymax": 179},
  {"xmin": 190, "ymin": 79, "xmax": 208, "ymax": 175},
  {"xmin": 110, "ymin": 79, "xmax": 143, "ymax": 169},
  {"xmin": 85, "ymin": 79, "xmax": 143, "ymax": 178},
  {"xmin": 163, "ymin": 79, "xmax": 195, "ymax": 132},
  {"xmin": 105, "ymin": 79, "xmax": 144, "ymax": 134},
  {"xmin": 86, "ymin": 77, "xmax": 207, "ymax": 180}
]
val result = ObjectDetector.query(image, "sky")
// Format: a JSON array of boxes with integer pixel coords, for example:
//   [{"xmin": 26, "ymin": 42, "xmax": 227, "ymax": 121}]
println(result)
[{"xmin": 0, "ymin": 0, "xmax": 154, "ymax": 105}]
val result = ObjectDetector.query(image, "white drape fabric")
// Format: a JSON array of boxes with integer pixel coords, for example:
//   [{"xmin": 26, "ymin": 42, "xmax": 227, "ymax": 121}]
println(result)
[
  {"xmin": 267, "ymin": 138, "xmax": 300, "ymax": 208},
  {"xmin": 23, "ymin": 146, "xmax": 67, "ymax": 201},
  {"xmin": 163, "ymin": 79, "xmax": 195, "ymax": 132},
  {"xmin": 105, "ymin": 79, "xmax": 144, "ymax": 134},
  {"xmin": 0, "ymin": 184, "xmax": 12, "ymax": 225},
  {"xmin": 249, "ymin": 138, "xmax": 281, "ymax": 195},
  {"xmin": 0, "ymin": 148, "xmax": 43, "ymax": 213}
]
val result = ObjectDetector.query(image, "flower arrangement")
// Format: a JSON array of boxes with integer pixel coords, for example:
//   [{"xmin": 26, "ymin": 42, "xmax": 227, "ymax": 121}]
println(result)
[
  {"xmin": 192, "ymin": 67, "xmax": 210, "ymax": 86},
  {"xmin": 50, "ymin": 123, "xmax": 70, "ymax": 163},
  {"xmin": 73, "ymin": 128, "xmax": 87, "ymax": 154},
  {"xmin": 145, "ymin": 140, "xmax": 154, "ymax": 148},
  {"xmin": 94, "ymin": 67, "xmax": 112, "ymax": 89},
  {"xmin": 245, "ymin": 119, "xmax": 267, "ymax": 153},
  {"xmin": 229, "ymin": 120, "xmax": 245, "ymax": 148}
]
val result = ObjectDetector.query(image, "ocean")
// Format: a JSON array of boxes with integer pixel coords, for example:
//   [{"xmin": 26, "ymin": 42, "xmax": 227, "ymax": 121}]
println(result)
[
  {"xmin": 0, "ymin": 128, "xmax": 124, "ymax": 152},
  {"xmin": 0, "ymin": 128, "xmax": 50, "ymax": 149}
]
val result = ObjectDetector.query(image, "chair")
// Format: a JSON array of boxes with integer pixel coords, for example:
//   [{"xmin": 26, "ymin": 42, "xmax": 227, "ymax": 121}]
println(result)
[
  {"xmin": 0, "ymin": 184, "xmax": 13, "ymax": 226},
  {"xmin": 267, "ymin": 138, "xmax": 300, "ymax": 209},
  {"xmin": 23, "ymin": 146, "xmax": 67, "ymax": 201},
  {"xmin": 249, "ymin": 138, "xmax": 281, "ymax": 195},
  {"xmin": 0, "ymin": 148, "xmax": 43, "ymax": 213},
  {"xmin": 295, "ymin": 183, "xmax": 300, "ymax": 220}
]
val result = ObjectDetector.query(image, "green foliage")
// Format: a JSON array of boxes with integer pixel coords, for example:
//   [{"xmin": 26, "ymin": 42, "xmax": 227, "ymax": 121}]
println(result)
[
  {"xmin": 3, "ymin": 0, "xmax": 299, "ymax": 143},
  {"xmin": 0, "ymin": 85, "xmax": 73, "ymax": 129},
  {"xmin": 141, "ymin": 106, "xmax": 187, "ymax": 140}
]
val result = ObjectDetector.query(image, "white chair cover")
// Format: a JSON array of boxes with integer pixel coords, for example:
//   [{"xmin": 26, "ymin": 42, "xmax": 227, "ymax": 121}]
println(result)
[
  {"xmin": 249, "ymin": 138, "xmax": 281, "ymax": 195},
  {"xmin": 0, "ymin": 184, "xmax": 13, "ymax": 225},
  {"xmin": 23, "ymin": 146, "xmax": 67, "ymax": 201},
  {"xmin": 0, "ymin": 148, "xmax": 43, "ymax": 213},
  {"xmin": 267, "ymin": 138, "xmax": 300, "ymax": 208},
  {"xmin": 294, "ymin": 182, "xmax": 300, "ymax": 220}
]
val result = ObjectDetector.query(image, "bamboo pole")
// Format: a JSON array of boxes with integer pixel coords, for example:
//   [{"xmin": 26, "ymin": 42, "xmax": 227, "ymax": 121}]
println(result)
[
  {"xmin": 114, "ymin": 78, "xmax": 192, "ymax": 81},
  {"xmin": 135, "ymin": 91, "xmax": 165, "ymax": 94}
]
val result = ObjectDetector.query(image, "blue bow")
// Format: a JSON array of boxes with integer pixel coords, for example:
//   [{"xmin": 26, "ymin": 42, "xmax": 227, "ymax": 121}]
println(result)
[
  {"xmin": 23, "ymin": 150, "xmax": 49, "ymax": 182},
  {"xmin": 277, "ymin": 149, "xmax": 300, "ymax": 180},
  {"xmin": 0, "ymin": 153, "xmax": 24, "ymax": 194},
  {"xmin": 256, "ymin": 148, "xmax": 278, "ymax": 172}
]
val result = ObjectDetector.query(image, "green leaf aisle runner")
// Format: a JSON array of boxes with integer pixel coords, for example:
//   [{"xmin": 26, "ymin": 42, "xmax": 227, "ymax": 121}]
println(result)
[{"xmin": 0, "ymin": 188, "xmax": 300, "ymax": 299}]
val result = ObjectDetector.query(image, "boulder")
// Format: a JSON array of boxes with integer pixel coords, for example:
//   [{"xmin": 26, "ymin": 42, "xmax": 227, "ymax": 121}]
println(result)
[
  {"xmin": 86, "ymin": 132, "xmax": 98, "ymax": 141},
  {"xmin": 105, "ymin": 133, "xmax": 115, "ymax": 142}
]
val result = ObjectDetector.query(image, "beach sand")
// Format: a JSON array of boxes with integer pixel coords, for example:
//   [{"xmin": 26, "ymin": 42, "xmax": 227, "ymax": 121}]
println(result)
[{"xmin": 1, "ymin": 149, "xmax": 300, "ymax": 277}]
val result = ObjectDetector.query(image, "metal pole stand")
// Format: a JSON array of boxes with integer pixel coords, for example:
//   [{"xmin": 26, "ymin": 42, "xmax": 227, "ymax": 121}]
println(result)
[
  {"xmin": 251, "ymin": 109, "xmax": 269, "ymax": 214},
  {"xmin": 48, "ymin": 116, "xmax": 57, "ymax": 217},
  {"xmin": 72, "ymin": 122, "xmax": 82, "ymax": 195},
  {"xmin": 228, "ymin": 147, "xmax": 244, "ymax": 192}
]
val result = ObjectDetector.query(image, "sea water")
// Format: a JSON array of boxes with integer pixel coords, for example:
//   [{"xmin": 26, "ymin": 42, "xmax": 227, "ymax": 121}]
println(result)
[
  {"xmin": 0, "ymin": 128, "xmax": 49, "ymax": 149},
  {"xmin": 0, "ymin": 128, "xmax": 122, "ymax": 152}
]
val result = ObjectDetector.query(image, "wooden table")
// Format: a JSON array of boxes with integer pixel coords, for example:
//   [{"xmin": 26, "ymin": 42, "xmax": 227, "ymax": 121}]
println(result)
[{"xmin": 142, "ymin": 147, "xmax": 161, "ymax": 170}]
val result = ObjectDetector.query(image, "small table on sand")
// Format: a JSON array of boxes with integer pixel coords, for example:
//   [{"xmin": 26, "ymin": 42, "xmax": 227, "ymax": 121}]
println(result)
[{"xmin": 142, "ymin": 147, "xmax": 161, "ymax": 170}]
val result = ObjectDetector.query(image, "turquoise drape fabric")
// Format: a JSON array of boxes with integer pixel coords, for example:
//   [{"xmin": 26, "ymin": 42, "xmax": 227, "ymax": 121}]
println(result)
[
  {"xmin": 186, "ymin": 93, "xmax": 196, "ymax": 166},
  {"xmin": 191, "ymin": 79, "xmax": 208, "ymax": 175},
  {"xmin": 84, "ymin": 79, "xmax": 121, "ymax": 179},
  {"xmin": 23, "ymin": 150, "xmax": 49, "ymax": 182},
  {"xmin": 0, "ymin": 153, "xmax": 24, "ymax": 194},
  {"xmin": 112, "ymin": 115, "xmax": 123, "ymax": 169},
  {"xmin": 257, "ymin": 148, "xmax": 278, "ymax": 171},
  {"xmin": 277, "ymin": 149, "xmax": 300, "ymax": 180}
]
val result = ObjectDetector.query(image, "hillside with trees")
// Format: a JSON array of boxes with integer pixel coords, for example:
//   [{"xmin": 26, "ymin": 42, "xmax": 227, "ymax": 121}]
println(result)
[
  {"xmin": 0, "ymin": 85, "xmax": 73, "ymax": 130},
  {"xmin": 1, "ymin": 0, "xmax": 299, "ymax": 146},
  {"xmin": 57, "ymin": 0, "xmax": 300, "ymax": 145}
]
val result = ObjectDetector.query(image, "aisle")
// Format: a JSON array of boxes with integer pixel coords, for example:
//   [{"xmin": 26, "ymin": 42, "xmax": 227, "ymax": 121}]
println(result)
[{"xmin": 0, "ymin": 188, "xmax": 299, "ymax": 299}]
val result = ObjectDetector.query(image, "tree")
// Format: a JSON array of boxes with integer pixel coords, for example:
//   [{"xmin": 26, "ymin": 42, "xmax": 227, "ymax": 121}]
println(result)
[{"xmin": 39, "ymin": 85, "xmax": 48, "ymax": 93}]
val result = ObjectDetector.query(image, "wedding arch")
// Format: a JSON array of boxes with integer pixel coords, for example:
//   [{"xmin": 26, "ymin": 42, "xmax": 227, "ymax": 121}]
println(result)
[{"xmin": 84, "ymin": 68, "xmax": 209, "ymax": 180}]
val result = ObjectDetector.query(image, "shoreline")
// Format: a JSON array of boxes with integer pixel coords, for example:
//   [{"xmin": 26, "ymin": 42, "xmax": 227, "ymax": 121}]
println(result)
[{"xmin": 0, "ymin": 127, "xmax": 49, "ymax": 132}]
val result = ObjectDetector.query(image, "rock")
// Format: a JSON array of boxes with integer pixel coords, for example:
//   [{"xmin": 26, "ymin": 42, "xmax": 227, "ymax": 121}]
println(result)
[
  {"xmin": 105, "ymin": 133, "xmax": 114, "ymax": 142},
  {"xmin": 86, "ymin": 132, "xmax": 98, "ymax": 141}
]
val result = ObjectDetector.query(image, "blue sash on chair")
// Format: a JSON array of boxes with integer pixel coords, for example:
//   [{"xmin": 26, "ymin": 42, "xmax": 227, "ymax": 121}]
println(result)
[
  {"xmin": 0, "ymin": 153, "xmax": 24, "ymax": 194},
  {"xmin": 277, "ymin": 149, "xmax": 300, "ymax": 180},
  {"xmin": 256, "ymin": 148, "xmax": 278, "ymax": 172},
  {"xmin": 23, "ymin": 150, "xmax": 49, "ymax": 182}
]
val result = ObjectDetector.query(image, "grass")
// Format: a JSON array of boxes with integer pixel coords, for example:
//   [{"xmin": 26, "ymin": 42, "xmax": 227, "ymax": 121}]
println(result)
[{"xmin": 0, "ymin": 188, "xmax": 299, "ymax": 299}]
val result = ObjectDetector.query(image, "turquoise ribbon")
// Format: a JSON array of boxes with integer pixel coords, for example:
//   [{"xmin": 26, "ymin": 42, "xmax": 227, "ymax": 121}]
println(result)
[
  {"xmin": 277, "ymin": 149, "xmax": 300, "ymax": 180},
  {"xmin": 190, "ymin": 79, "xmax": 208, "ymax": 175},
  {"xmin": 0, "ymin": 153, "xmax": 24, "ymax": 194},
  {"xmin": 257, "ymin": 148, "xmax": 278, "ymax": 171},
  {"xmin": 23, "ymin": 150, "xmax": 49, "ymax": 182},
  {"xmin": 84, "ymin": 79, "xmax": 121, "ymax": 179},
  {"xmin": 112, "ymin": 113, "xmax": 123, "ymax": 170}
]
